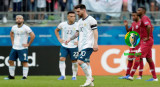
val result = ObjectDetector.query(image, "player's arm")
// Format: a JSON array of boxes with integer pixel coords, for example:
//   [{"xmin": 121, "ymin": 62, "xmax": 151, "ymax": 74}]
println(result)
[
  {"xmin": 74, "ymin": 41, "xmax": 78, "ymax": 46},
  {"xmin": 124, "ymin": 20, "xmax": 130, "ymax": 32},
  {"xmin": 144, "ymin": 25, "xmax": 151, "ymax": 41},
  {"xmin": 93, "ymin": 29, "xmax": 98, "ymax": 52},
  {"xmin": 55, "ymin": 28, "xmax": 64, "ymax": 43},
  {"xmin": 28, "ymin": 32, "xmax": 35, "ymax": 46},
  {"xmin": 10, "ymin": 31, "xmax": 14, "ymax": 45},
  {"xmin": 65, "ymin": 31, "xmax": 79, "ymax": 45},
  {"xmin": 143, "ymin": 19, "xmax": 151, "ymax": 41},
  {"xmin": 23, "ymin": 32, "xmax": 35, "ymax": 47}
]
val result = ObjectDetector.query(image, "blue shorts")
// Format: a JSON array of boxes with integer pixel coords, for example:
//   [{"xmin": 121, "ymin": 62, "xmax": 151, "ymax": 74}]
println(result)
[
  {"xmin": 60, "ymin": 46, "xmax": 78, "ymax": 60},
  {"xmin": 9, "ymin": 48, "xmax": 28, "ymax": 62},
  {"xmin": 78, "ymin": 48, "xmax": 93, "ymax": 63}
]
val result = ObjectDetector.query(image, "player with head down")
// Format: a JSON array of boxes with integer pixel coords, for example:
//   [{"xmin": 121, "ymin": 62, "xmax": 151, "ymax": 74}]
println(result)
[{"xmin": 65, "ymin": 4, "xmax": 98, "ymax": 87}]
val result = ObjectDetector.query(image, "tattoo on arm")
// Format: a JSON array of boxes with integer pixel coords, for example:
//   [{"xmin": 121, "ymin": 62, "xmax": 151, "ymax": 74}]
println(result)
[{"xmin": 70, "ymin": 31, "xmax": 79, "ymax": 40}]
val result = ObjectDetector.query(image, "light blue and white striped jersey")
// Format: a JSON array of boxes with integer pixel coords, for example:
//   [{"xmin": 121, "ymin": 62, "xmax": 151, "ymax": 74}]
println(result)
[
  {"xmin": 57, "ymin": 22, "xmax": 78, "ymax": 48},
  {"xmin": 11, "ymin": 24, "xmax": 32, "ymax": 50},
  {"xmin": 77, "ymin": 16, "xmax": 97, "ymax": 52}
]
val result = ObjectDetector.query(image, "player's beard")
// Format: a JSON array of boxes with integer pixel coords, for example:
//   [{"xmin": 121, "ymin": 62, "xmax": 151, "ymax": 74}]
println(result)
[
  {"xmin": 137, "ymin": 13, "xmax": 142, "ymax": 17},
  {"xmin": 17, "ymin": 22, "xmax": 22, "ymax": 25},
  {"xmin": 78, "ymin": 14, "xmax": 83, "ymax": 19}
]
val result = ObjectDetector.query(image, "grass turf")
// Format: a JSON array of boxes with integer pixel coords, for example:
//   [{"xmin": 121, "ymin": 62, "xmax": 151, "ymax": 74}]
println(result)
[{"xmin": 0, "ymin": 75, "xmax": 159, "ymax": 87}]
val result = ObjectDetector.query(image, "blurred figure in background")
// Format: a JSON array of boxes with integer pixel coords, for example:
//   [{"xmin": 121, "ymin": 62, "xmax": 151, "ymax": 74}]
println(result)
[
  {"xmin": 123, "ymin": 0, "xmax": 128, "ymax": 12},
  {"xmin": 59, "ymin": 0, "xmax": 67, "ymax": 11},
  {"xmin": 29, "ymin": 0, "xmax": 37, "ymax": 21},
  {"xmin": 46, "ymin": 0, "xmax": 55, "ymax": 20},
  {"xmin": 22, "ymin": 0, "xmax": 37, "ymax": 21},
  {"xmin": 0, "ymin": 0, "xmax": 10, "ymax": 23},
  {"xmin": 13, "ymin": 0, "xmax": 22, "ymax": 19},
  {"xmin": 37, "ymin": 0, "xmax": 46, "ymax": 22},
  {"xmin": 46, "ymin": 0, "xmax": 55, "ymax": 12},
  {"xmin": 121, "ymin": 0, "xmax": 129, "ymax": 23}
]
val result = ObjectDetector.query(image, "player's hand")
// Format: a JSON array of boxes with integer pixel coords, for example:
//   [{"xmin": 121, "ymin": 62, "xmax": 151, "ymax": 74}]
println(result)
[
  {"xmin": 124, "ymin": 20, "xmax": 128, "ymax": 26},
  {"xmin": 143, "ymin": 37, "xmax": 150, "ymax": 41},
  {"xmin": 65, "ymin": 39, "xmax": 71, "ymax": 45},
  {"xmin": 93, "ymin": 44, "xmax": 98, "ymax": 52},
  {"xmin": 58, "ymin": 38, "xmax": 64, "ymax": 44},
  {"xmin": 74, "ymin": 42, "xmax": 78, "ymax": 45},
  {"xmin": 23, "ymin": 44, "xmax": 29, "ymax": 47}
]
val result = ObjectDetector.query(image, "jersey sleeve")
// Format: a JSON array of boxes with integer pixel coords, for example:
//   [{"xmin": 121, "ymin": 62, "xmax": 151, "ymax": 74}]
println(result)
[
  {"xmin": 90, "ymin": 18, "xmax": 97, "ymax": 30},
  {"xmin": 142, "ymin": 17, "xmax": 150, "ymax": 27},
  {"xmin": 76, "ymin": 22, "xmax": 80, "ymax": 32},
  {"xmin": 26, "ymin": 26, "xmax": 32, "ymax": 34},
  {"xmin": 11, "ymin": 26, "xmax": 14, "ymax": 32},
  {"xmin": 57, "ymin": 22, "xmax": 63, "ymax": 30}
]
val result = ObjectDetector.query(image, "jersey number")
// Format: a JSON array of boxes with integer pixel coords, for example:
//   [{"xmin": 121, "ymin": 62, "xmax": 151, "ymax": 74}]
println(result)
[
  {"xmin": 80, "ymin": 51, "xmax": 86, "ymax": 56},
  {"xmin": 24, "ymin": 53, "xmax": 27, "ymax": 60},
  {"xmin": 80, "ymin": 27, "xmax": 83, "ymax": 32},
  {"xmin": 67, "ymin": 30, "xmax": 72, "ymax": 34},
  {"xmin": 73, "ymin": 52, "xmax": 79, "ymax": 58}
]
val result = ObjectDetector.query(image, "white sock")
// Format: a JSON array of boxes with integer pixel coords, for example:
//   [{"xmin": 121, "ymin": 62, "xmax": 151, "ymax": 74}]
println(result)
[
  {"xmin": 9, "ymin": 66, "xmax": 15, "ymax": 77},
  {"xmin": 80, "ymin": 63, "xmax": 91, "ymax": 79},
  {"xmin": 88, "ymin": 65, "xmax": 92, "ymax": 78},
  {"xmin": 23, "ymin": 67, "xmax": 29, "ymax": 77},
  {"xmin": 59, "ymin": 61, "xmax": 66, "ymax": 77},
  {"xmin": 72, "ymin": 62, "xmax": 78, "ymax": 77}
]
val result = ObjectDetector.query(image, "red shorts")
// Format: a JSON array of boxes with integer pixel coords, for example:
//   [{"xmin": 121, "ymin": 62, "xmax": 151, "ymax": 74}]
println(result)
[
  {"xmin": 139, "ymin": 44, "xmax": 152, "ymax": 58},
  {"xmin": 128, "ymin": 44, "xmax": 140, "ymax": 59}
]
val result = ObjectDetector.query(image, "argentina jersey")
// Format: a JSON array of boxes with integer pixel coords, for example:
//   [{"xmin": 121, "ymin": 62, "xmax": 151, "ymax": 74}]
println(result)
[
  {"xmin": 57, "ymin": 22, "xmax": 78, "ymax": 48},
  {"xmin": 11, "ymin": 24, "xmax": 32, "ymax": 50},
  {"xmin": 77, "ymin": 16, "xmax": 97, "ymax": 52}
]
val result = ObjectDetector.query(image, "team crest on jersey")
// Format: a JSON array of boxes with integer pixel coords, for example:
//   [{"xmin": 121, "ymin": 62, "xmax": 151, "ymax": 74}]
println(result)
[
  {"xmin": 84, "ymin": 23, "xmax": 86, "ymax": 26},
  {"xmin": 145, "ymin": 22, "xmax": 149, "ymax": 24},
  {"xmin": 136, "ymin": 25, "xmax": 138, "ymax": 29}
]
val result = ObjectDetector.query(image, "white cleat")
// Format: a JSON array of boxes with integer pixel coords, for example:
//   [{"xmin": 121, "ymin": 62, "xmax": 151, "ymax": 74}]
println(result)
[
  {"xmin": 127, "ymin": 76, "xmax": 134, "ymax": 81},
  {"xmin": 136, "ymin": 76, "xmax": 142, "ymax": 80},
  {"xmin": 90, "ymin": 82, "xmax": 94, "ymax": 86},
  {"xmin": 146, "ymin": 78, "xmax": 158, "ymax": 81},
  {"xmin": 80, "ymin": 79, "xmax": 92, "ymax": 87},
  {"xmin": 154, "ymin": 78, "xmax": 158, "ymax": 81}
]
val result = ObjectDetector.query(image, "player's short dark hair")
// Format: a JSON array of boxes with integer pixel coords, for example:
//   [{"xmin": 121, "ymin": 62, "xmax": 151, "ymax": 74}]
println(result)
[
  {"xmin": 132, "ymin": 11, "xmax": 137, "ymax": 14},
  {"xmin": 67, "ymin": 11, "xmax": 75, "ymax": 15},
  {"xmin": 139, "ymin": 6, "xmax": 146, "ymax": 12},
  {"xmin": 74, "ymin": 4, "xmax": 86, "ymax": 10}
]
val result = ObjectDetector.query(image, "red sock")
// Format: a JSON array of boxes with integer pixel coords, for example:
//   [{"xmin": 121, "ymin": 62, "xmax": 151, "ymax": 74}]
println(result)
[
  {"xmin": 148, "ymin": 62, "xmax": 157, "ymax": 79},
  {"xmin": 139, "ymin": 59, "xmax": 144, "ymax": 76},
  {"xmin": 126, "ymin": 60, "xmax": 133, "ymax": 75},
  {"xmin": 130, "ymin": 59, "xmax": 140, "ymax": 77}
]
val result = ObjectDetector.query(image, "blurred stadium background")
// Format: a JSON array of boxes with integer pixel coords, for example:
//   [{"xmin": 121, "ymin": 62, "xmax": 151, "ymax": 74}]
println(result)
[{"xmin": 0, "ymin": 0, "xmax": 160, "ymax": 87}]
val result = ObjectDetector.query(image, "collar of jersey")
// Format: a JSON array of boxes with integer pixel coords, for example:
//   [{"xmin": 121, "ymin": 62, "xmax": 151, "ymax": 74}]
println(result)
[
  {"xmin": 82, "ymin": 15, "xmax": 89, "ymax": 20},
  {"xmin": 17, "ymin": 24, "xmax": 24, "ymax": 28},
  {"xmin": 67, "ymin": 22, "xmax": 75, "ymax": 25}
]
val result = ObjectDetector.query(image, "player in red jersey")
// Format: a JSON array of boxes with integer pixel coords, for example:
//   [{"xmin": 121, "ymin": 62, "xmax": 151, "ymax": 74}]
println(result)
[
  {"xmin": 127, "ymin": 7, "xmax": 158, "ymax": 81},
  {"xmin": 119, "ymin": 12, "xmax": 144, "ymax": 79}
]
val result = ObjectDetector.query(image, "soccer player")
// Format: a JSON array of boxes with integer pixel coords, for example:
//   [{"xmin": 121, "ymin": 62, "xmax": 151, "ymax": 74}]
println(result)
[
  {"xmin": 119, "ymin": 12, "xmax": 144, "ymax": 79},
  {"xmin": 65, "ymin": 4, "xmax": 98, "ymax": 86},
  {"xmin": 127, "ymin": 7, "xmax": 158, "ymax": 81},
  {"xmin": 55, "ymin": 11, "xmax": 79, "ymax": 80},
  {"xmin": 4, "ymin": 15, "xmax": 35, "ymax": 80}
]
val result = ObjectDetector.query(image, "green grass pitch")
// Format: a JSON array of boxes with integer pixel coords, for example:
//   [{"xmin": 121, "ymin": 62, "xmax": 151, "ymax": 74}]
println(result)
[{"xmin": 0, "ymin": 76, "xmax": 159, "ymax": 87}]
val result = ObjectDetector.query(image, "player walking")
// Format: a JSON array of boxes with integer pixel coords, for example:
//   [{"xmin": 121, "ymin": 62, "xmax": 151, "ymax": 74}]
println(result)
[
  {"xmin": 4, "ymin": 15, "xmax": 35, "ymax": 80},
  {"xmin": 65, "ymin": 4, "xmax": 98, "ymax": 86},
  {"xmin": 119, "ymin": 12, "xmax": 144, "ymax": 79},
  {"xmin": 55, "ymin": 11, "xmax": 79, "ymax": 80}
]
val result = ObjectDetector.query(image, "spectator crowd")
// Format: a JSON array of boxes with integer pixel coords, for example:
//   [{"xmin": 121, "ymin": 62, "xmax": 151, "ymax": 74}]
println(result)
[{"xmin": 0, "ymin": 0, "xmax": 159, "ymax": 24}]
